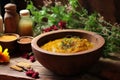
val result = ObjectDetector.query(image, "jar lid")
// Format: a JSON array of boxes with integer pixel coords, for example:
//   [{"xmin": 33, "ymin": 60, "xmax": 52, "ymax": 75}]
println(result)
[
  {"xmin": 4, "ymin": 3, "xmax": 16, "ymax": 10},
  {"xmin": 20, "ymin": 9, "xmax": 30, "ymax": 16}
]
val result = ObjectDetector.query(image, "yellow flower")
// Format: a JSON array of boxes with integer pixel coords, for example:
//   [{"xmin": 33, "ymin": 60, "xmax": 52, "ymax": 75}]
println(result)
[{"xmin": 0, "ymin": 45, "xmax": 10, "ymax": 63}]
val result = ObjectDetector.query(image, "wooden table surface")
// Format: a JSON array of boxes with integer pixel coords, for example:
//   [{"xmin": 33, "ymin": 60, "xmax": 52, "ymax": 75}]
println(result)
[{"xmin": 0, "ymin": 54, "xmax": 120, "ymax": 80}]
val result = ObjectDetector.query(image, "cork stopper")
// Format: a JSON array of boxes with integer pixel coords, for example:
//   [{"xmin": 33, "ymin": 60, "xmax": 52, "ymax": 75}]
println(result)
[
  {"xmin": 19, "ymin": 9, "xmax": 30, "ymax": 16},
  {"xmin": 4, "ymin": 3, "xmax": 16, "ymax": 11}
]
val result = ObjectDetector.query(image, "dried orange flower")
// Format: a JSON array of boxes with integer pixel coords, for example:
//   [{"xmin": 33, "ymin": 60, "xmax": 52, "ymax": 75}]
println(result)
[{"xmin": 0, "ymin": 45, "xmax": 10, "ymax": 63}]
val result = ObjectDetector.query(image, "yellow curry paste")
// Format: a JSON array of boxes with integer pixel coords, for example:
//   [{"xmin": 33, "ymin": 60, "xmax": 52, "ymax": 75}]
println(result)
[{"xmin": 41, "ymin": 37, "xmax": 94, "ymax": 54}]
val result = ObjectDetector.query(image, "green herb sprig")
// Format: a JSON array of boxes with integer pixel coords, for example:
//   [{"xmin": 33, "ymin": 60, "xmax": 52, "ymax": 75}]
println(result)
[{"xmin": 25, "ymin": 0, "xmax": 120, "ymax": 57}]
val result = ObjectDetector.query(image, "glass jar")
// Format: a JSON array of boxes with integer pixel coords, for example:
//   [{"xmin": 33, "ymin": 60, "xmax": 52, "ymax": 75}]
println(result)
[
  {"xmin": 18, "ymin": 9, "xmax": 33, "ymax": 36},
  {"xmin": 0, "ymin": 15, "xmax": 3, "ymax": 33}
]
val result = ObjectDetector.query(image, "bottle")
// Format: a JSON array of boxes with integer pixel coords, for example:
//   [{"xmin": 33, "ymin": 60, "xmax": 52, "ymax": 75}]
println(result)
[
  {"xmin": 0, "ymin": 15, "xmax": 3, "ymax": 33},
  {"xmin": 4, "ymin": 3, "xmax": 19, "ymax": 33},
  {"xmin": 18, "ymin": 9, "xmax": 33, "ymax": 36}
]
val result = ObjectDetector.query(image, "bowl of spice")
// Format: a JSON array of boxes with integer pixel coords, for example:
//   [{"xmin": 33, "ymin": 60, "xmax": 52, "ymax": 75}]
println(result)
[
  {"xmin": 17, "ymin": 36, "xmax": 33, "ymax": 52},
  {"xmin": 0, "ymin": 33, "xmax": 19, "ymax": 54},
  {"xmin": 31, "ymin": 29, "xmax": 105, "ymax": 75}
]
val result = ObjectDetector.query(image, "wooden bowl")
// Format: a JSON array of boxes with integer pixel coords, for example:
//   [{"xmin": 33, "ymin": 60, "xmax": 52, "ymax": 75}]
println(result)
[
  {"xmin": 17, "ymin": 36, "xmax": 33, "ymax": 52},
  {"xmin": 31, "ymin": 29, "xmax": 105, "ymax": 75},
  {"xmin": 0, "ymin": 33, "xmax": 19, "ymax": 54}
]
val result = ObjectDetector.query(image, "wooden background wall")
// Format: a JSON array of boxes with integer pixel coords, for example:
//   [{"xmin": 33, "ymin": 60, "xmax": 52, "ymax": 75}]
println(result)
[{"xmin": 1, "ymin": 0, "xmax": 120, "ymax": 24}]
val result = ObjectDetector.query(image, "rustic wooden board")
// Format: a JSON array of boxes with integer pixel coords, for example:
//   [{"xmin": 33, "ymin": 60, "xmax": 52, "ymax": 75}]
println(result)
[
  {"xmin": 0, "ymin": 57, "xmax": 53, "ymax": 80},
  {"xmin": 0, "ymin": 56, "xmax": 120, "ymax": 80}
]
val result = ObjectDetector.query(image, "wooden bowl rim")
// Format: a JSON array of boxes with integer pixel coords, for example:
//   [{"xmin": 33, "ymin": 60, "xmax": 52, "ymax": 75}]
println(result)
[
  {"xmin": 31, "ymin": 29, "xmax": 105, "ymax": 56},
  {"xmin": 17, "ymin": 36, "xmax": 33, "ymax": 44},
  {"xmin": 0, "ymin": 33, "xmax": 20, "ymax": 42}
]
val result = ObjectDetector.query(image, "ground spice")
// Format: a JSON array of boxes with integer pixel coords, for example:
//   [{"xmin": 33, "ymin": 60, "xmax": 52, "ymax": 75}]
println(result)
[
  {"xmin": 0, "ymin": 35, "xmax": 17, "ymax": 41},
  {"xmin": 19, "ymin": 37, "xmax": 32, "ymax": 43}
]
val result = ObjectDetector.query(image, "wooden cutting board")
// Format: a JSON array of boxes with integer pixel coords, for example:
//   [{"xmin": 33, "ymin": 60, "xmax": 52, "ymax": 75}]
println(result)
[{"xmin": 0, "ymin": 57, "xmax": 55, "ymax": 80}]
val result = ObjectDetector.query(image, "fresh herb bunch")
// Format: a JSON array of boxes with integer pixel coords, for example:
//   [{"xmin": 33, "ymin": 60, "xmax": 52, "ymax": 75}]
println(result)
[{"xmin": 26, "ymin": 0, "xmax": 120, "ymax": 57}]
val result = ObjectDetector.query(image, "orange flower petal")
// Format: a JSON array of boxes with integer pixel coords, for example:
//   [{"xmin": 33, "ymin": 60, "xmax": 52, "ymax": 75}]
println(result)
[
  {"xmin": 0, "ymin": 46, "xmax": 10, "ymax": 63},
  {"xmin": 0, "ymin": 45, "xmax": 2, "ymax": 53}
]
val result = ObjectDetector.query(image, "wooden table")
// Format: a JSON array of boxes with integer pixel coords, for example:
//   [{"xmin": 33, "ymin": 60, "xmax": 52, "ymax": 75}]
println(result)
[{"xmin": 0, "ymin": 54, "xmax": 120, "ymax": 80}]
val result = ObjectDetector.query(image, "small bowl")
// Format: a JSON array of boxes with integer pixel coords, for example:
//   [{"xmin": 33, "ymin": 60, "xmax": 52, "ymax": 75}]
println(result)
[
  {"xmin": 31, "ymin": 29, "xmax": 105, "ymax": 75},
  {"xmin": 0, "ymin": 33, "xmax": 19, "ymax": 54},
  {"xmin": 17, "ymin": 36, "xmax": 33, "ymax": 52}
]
